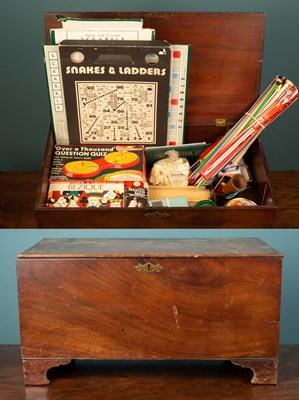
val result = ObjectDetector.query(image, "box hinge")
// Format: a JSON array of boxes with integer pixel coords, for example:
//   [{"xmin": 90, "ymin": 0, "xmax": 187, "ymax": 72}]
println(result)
[{"xmin": 215, "ymin": 118, "xmax": 227, "ymax": 127}]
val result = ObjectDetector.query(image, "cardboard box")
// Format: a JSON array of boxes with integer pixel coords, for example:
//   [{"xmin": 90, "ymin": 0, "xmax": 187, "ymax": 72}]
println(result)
[
  {"xmin": 148, "ymin": 185, "xmax": 211, "ymax": 206},
  {"xmin": 49, "ymin": 144, "xmax": 146, "ymax": 181},
  {"xmin": 46, "ymin": 181, "xmax": 124, "ymax": 208}
]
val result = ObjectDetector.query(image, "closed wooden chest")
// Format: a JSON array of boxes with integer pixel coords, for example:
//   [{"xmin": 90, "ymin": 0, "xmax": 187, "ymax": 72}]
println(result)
[{"xmin": 17, "ymin": 238, "xmax": 283, "ymax": 385}]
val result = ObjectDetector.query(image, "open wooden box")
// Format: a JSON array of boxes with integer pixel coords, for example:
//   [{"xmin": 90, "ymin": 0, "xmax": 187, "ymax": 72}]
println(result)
[{"xmin": 35, "ymin": 12, "xmax": 277, "ymax": 228}]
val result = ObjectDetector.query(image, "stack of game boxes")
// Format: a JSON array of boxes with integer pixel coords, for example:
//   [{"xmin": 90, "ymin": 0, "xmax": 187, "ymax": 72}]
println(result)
[{"xmin": 44, "ymin": 16, "xmax": 190, "ymax": 208}]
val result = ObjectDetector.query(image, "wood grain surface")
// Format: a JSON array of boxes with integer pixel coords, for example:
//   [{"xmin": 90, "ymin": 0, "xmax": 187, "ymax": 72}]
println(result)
[{"xmin": 18, "ymin": 237, "xmax": 282, "ymax": 257}]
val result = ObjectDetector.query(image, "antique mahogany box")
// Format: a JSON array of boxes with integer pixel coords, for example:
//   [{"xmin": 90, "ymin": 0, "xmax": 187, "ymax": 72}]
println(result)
[
  {"xmin": 34, "ymin": 12, "xmax": 277, "ymax": 228},
  {"xmin": 17, "ymin": 238, "xmax": 283, "ymax": 385}
]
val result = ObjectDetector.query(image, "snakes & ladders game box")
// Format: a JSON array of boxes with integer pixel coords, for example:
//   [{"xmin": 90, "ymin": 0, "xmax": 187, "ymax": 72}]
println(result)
[{"xmin": 44, "ymin": 40, "xmax": 171, "ymax": 146}]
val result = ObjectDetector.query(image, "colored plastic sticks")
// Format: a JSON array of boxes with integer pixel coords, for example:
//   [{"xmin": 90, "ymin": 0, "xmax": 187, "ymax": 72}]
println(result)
[{"xmin": 189, "ymin": 75, "xmax": 299, "ymax": 188}]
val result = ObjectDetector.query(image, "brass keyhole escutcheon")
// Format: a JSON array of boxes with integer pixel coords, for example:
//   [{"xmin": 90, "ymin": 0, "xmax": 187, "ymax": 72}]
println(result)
[
  {"xmin": 144, "ymin": 211, "xmax": 170, "ymax": 219},
  {"xmin": 135, "ymin": 261, "xmax": 163, "ymax": 273}
]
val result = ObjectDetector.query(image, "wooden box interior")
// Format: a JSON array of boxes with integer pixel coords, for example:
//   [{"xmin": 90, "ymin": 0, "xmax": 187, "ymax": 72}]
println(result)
[{"xmin": 35, "ymin": 12, "xmax": 277, "ymax": 228}]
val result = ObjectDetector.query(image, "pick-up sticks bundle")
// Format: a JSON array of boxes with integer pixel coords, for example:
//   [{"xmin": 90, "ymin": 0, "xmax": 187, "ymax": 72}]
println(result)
[{"xmin": 189, "ymin": 75, "xmax": 299, "ymax": 189}]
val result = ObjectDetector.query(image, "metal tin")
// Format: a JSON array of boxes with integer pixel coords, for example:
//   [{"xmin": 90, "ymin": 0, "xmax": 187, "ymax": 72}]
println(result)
[{"xmin": 225, "ymin": 198, "xmax": 257, "ymax": 207}]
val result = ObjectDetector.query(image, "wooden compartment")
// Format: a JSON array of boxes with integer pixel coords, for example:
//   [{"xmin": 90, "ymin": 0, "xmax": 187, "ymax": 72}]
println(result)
[
  {"xmin": 35, "ymin": 12, "xmax": 277, "ymax": 228},
  {"xmin": 17, "ymin": 238, "xmax": 283, "ymax": 385}
]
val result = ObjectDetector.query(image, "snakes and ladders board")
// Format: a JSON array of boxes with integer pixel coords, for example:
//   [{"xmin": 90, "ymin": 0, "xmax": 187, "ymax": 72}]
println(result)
[
  {"xmin": 166, "ymin": 44, "xmax": 190, "ymax": 146},
  {"xmin": 44, "ymin": 40, "xmax": 171, "ymax": 146}
]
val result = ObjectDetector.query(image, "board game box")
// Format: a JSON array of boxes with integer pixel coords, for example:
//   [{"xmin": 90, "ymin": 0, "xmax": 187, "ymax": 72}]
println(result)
[
  {"xmin": 123, "ymin": 181, "xmax": 148, "ymax": 207},
  {"xmin": 50, "ymin": 17, "xmax": 155, "ymax": 43},
  {"xmin": 46, "ymin": 180, "xmax": 149, "ymax": 208},
  {"xmin": 49, "ymin": 144, "xmax": 146, "ymax": 181},
  {"xmin": 44, "ymin": 40, "xmax": 171, "ymax": 146},
  {"xmin": 148, "ymin": 195, "xmax": 189, "ymax": 207},
  {"xmin": 46, "ymin": 181, "xmax": 124, "ymax": 208}
]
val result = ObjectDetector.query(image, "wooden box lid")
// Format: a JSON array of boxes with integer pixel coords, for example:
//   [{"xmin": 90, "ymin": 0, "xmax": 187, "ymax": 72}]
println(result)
[
  {"xmin": 18, "ymin": 238, "xmax": 283, "ymax": 259},
  {"xmin": 44, "ymin": 12, "xmax": 265, "ymax": 142}
]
